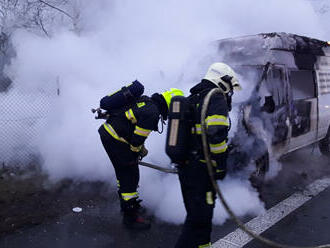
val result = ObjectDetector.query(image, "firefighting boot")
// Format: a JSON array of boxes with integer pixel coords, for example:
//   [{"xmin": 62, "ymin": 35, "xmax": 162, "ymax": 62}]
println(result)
[
  {"xmin": 118, "ymin": 190, "xmax": 125, "ymax": 212},
  {"xmin": 122, "ymin": 198, "xmax": 151, "ymax": 230},
  {"xmin": 118, "ymin": 191, "xmax": 147, "ymax": 215}
]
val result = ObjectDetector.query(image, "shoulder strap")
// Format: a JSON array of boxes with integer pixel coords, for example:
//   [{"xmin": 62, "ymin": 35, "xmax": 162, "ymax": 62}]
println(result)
[
  {"xmin": 188, "ymin": 88, "xmax": 211, "ymax": 105},
  {"xmin": 188, "ymin": 93, "xmax": 201, "ymax": 105}
]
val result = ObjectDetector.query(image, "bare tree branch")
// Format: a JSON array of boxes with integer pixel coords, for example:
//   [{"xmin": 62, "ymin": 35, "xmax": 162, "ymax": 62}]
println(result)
[
  {"xmin": 38, "ymin": 18, "xmax": 50, "ymax": 37},
  {"xmin": 1, "ymin": 0, "xmax": 79, "ymax": 36},
  {"xmin": 36, "ymin": 5, "xmax": 50, "ymax": 37},
  {"xmin": 38, "ymin": 0, "xmax": 73, "ymax": 20}
]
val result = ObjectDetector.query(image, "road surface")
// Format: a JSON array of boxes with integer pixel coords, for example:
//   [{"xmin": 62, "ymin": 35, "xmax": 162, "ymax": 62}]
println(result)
[{"xmin": 1, "ymin": 146, "xmax": 330, "ymax": 248}]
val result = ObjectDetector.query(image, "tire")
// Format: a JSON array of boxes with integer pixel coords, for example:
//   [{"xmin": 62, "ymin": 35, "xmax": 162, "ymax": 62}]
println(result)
[
  {"xmin": 319, "ymin": 128, "xmax": 330, "ymax": 157},
  {"xmin": 249, "ymin": 150, "xmax": 269, "ymax": 193},
  {"xmin": 228, "ymin": 135, "xmax": 269, "ymax": 193}
]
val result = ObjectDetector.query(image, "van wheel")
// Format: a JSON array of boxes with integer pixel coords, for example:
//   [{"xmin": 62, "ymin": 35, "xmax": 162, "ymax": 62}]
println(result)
[
  {"xmin": 319, "ymin": 128, "xmax": 330, "ymax": 156},
  {"xmin": 249, "ymin": 152, "xmax": 269, "ymax": 193}
]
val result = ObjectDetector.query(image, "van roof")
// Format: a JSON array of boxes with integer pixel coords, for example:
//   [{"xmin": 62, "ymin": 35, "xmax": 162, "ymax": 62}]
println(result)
[
  {"xmin": 217, "ymin": 32, "xmax": 329, "ymax": 55},
  {"xmin": 216, "ymin": 32, "xmax": 330, "ymax": 68}
]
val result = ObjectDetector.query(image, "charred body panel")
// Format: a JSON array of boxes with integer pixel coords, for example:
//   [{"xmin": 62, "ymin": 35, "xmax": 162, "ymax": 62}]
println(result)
[{"xmin": 216, "ymin": 32, "xmax": 330, "ymax": 176}]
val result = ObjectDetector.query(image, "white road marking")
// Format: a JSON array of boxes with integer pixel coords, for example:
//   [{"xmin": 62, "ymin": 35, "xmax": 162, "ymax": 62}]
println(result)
[{"xmin": 212, "ymin": 178, "xmax": 330, "ymax": 248}]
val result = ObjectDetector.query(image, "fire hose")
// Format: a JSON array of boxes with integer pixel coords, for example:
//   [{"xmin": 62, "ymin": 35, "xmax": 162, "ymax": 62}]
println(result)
[{"xmin": 201, "ymin": 88, "xmax": 330, "ymax": 248}]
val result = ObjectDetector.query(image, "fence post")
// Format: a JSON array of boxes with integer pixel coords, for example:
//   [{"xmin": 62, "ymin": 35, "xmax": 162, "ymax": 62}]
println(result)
[{"xmin": 56, "ymin": 76, "xmax": 60, "ymax": 96}]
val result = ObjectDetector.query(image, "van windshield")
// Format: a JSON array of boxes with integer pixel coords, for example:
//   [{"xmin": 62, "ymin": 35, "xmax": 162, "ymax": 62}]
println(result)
[
  {"xmin": 233, "ymin": 65, "xmax": 263, "ymax": 87},
  {"xmin": 232, "ymin": 65, "xmax": 264, "ymax": 102}
]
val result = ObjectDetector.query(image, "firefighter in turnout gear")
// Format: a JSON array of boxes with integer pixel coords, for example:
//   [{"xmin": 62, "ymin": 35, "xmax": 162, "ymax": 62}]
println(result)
[
  {"xmin": 98, "ymin": 84, "xmax": 183, "ymax": 230},
  {"xmin": 175, "ymin": 63, "xmax": 241, "ymax": 247}
]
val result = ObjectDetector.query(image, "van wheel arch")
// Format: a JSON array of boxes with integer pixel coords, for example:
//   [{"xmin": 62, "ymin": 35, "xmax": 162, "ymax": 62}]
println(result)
[{"xmin": 249, "ymin": 139, "xmax": 270, "ymax": 192}]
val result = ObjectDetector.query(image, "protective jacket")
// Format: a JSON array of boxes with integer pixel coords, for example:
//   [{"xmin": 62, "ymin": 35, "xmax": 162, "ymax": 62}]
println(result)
[
  {"xmin": 189, "ymin": 79, "xmax": 229, "ymax": 174},
  {"xmin": 175, "ymin": 79, "xmax": 230, "ymax": 248},
  {"xmin": 101, "ymin": 95, "xmax": 161, "ymax": 152}
]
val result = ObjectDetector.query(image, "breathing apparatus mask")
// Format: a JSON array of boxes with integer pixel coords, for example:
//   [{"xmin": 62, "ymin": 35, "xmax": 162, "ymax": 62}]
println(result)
[
  {"xmin": 204, "ymin": 62, "xmax": 242, "ymax": 112},
  {"xmin": 221, "ymin": 75, "xmax": 234, "ymax": 112}
]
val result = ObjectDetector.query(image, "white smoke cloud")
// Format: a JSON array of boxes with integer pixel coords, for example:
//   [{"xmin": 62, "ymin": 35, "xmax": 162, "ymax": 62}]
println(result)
[
  {"xmin": 3, "ymin": 0, "xmax": 330, "ymax": 224},
  {"xmin": 213, "ymin": 177, "xmax": 265, "ymax": 224}
]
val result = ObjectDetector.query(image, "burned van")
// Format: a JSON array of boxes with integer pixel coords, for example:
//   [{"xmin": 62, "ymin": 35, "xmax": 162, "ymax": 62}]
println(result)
[{"xmin": 220, "ymin": 33, "xmax": 330, "ymax": 181}]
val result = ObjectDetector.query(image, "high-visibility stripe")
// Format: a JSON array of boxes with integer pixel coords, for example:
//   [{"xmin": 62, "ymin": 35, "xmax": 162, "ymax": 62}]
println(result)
[
  {"xmin": 205, "ymin": 115, "xmax": 229, "ymax": 127},
  {"xmin": 125, "ymin": 109, "xmax": 137, "ymax": 124},
  {"xmin": 103, "ymin": 123, "xmax": 128, "ymax": 144},
  {"xmin": 195, "ymin": 124, "xmax": 202, "ymax": 134},
  {"xmin": 192, "ymin": 117, "xmax": 228, "ymax": 134},
  {"xmin": 209, "ymin": 140, "xmax": 228, "ymax": 154},
  {"xmin": 108, "ymin": 89, "xmax": 120, "ymax": 96},
  {"xmin": 206, "ymin": 191, "xmax": 214, "ymax": 205},
  {"xmin": 199, "ymin": 159, "xmax": 217, "ymax": 167},
  {"xmin": 108, "ymin": 83, "xmax": 132, "ymax": 96},
  {"xmin": 137, "ymin": 102, "xmax": 145, "ymax": 108},
  {"xmin": 169, "ymin": 119, "xmax": 179, "ymax": 146},
  {"xmin": 121, "ymin": 192, "xmax": 138, "ymax": 201},
  {"xmin": 134, "ymin": 126, "xmax": 151, "ymax": 137},
  {"xmin": 117, "ymin": 180, "xmax": 120, "ymax": 188},
  {"xmin": 198, "ymin": 243, "xmax": 211, "ymax": 248},
  {"xmin": 130, "ymin": 145, "xmax": 142, "ymax": 152}
]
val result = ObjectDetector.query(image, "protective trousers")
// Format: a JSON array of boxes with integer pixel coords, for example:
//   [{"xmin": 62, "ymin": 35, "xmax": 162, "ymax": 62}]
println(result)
[
  {"xmin": 98, "ymin": 125, "xmax": 139, "ymax": 202},
  {"xmin": 175, "ymin": 160, "xmax": 215, "ymax": 248}
]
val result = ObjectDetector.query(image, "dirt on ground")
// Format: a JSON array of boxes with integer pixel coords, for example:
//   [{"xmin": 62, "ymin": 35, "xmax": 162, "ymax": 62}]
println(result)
[{"xmin": 0, "ymin": 164, "xmax": 111, "ymax": 236}]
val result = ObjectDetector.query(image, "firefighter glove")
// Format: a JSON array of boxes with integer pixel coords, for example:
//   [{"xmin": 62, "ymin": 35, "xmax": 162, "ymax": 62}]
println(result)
[
  {"xmin": 130, "ymin": 145, "xmax": 142, "ymax": 152},
  {"xmin": 212, "ymin": 159, "xmax": 227, "ymax": 180},
  {"xmin": 138, "ymin": 145, "xmax": 148, "ymax": 161}
]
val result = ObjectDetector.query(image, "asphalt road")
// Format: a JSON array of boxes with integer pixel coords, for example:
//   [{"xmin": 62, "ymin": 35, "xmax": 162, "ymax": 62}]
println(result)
[{"xmin": 1, "ymin": 145, "xmax": 330, "ymax": 248}]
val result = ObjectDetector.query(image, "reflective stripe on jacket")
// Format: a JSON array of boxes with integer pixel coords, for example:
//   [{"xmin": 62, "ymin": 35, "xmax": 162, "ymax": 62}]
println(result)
[
  {"xmin": 103, "ymin": 97, "xmax": 160, "ymax": 152},
  {"xmin": 189, "ymin": 80, "xmax": 229, "ymax": 170}
]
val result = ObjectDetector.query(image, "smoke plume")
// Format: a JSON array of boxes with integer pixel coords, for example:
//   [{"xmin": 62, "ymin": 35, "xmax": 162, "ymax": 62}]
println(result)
[{"xmin": 2, "ymin": 0, "xmax": 329, "ymax": 224}]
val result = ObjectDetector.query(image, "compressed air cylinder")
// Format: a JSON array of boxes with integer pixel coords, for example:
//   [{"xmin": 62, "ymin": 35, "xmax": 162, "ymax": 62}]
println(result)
[
  {"xmin": 100, "ymin": 80, "xmax": 144, "ymax": 112},
  {"xmin": 165, "ymin": 96, "xmax": 192, "ymax": 164}
]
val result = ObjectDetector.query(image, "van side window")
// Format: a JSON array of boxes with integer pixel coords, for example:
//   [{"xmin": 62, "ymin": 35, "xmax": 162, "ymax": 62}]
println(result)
[
  {"xmin": 262, "ymin": 68, "xmax": 289, "ymax": 144},
  {"xmin": 266, "ymin": 69, "xmax": 286, "ymax": 107},
  {"xmin": 290, "ymin": 70, "xmax": 315, "ymax": 138},
  {"xmin": 290, "ymin": 70, "xmax": 316, "ymax": 100}
]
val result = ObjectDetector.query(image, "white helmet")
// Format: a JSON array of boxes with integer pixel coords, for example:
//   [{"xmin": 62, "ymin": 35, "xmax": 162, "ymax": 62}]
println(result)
[{"xmin": 204, "ymin": 62, "xmax": 242, "ymax": 93}]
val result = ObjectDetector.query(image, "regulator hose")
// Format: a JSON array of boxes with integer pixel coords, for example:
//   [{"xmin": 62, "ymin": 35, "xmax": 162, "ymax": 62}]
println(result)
[{"xmin": 201, "ymin": 88, "xmax": 330, "ymax": 248}]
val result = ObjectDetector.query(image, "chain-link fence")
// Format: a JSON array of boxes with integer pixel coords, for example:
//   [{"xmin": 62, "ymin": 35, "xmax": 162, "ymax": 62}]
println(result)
[{"xmin": 0, "ymin": 79, "xmax": 59, "ymax": 167}]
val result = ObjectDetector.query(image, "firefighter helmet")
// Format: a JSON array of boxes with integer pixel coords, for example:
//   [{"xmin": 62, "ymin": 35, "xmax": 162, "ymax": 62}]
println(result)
[
  {"xmin": 204, "ymin": 62, "xmax": 241, "ymax": 93},
  {"xmin": 161, "ymin": 88, "xmax": 184, "ymax": 109}
]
